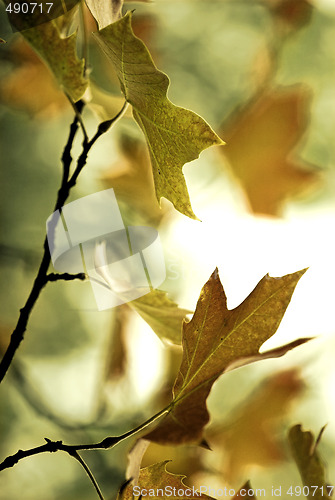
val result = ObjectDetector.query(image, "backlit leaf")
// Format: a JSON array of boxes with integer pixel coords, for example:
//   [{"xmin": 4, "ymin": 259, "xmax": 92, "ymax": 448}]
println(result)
[
  {"xmin": 85, "ymin": 0, "xmax": 123, "ymax": 29},
  {"xmin": 289, "ymin": 425, "xmax": 332, "ymax": 500},
  {"xmin": 220, "ymin": 86, "xmax": 320, "ymax": 215},
  {"xmin": 94, "ymin": 12, "xmax": 224, "ymax": 219},
  {"xmin": 130, "ymin": 290, "xmax": 192, "ymax": 345},
  {"xmin": 20, "ymin": 18, "xmax": 87, "ymax": 102},
  {"xmin": 118, "ymin": 461, "xmax": 213, "ymax": 500},
  {"xmin": 146, "ymin": 268, "xmax": 308, "ymax": 444}
]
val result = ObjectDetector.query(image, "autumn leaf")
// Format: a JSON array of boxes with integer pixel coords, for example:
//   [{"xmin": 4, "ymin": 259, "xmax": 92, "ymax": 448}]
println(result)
[
  {"xmin": 146, "ymin": 268, "xmax": 309, "ymax": 444},
  {"xmin": 208, "ymin": 369, "xmax": 305, "ymax": 482},
  {"xmin": 119, "ymin": 461, "xmax": 213, "ymax": 500},
  {"xmin": 20, "ymin": 17, "xmax": 87, "ymax": 102},
  {"xmin": 233, "ymin": 481, "xmax": 257, "ymax": 499},
  {"xmin": 94, "ymin": 12, "xmax": 224, "ymax": 219},
  {"xmin": 129, "ymin": 290, "xmax": 192, "ymax": 345},
  {"xmin": 220, "ymin": 86, "xmax": 320, "ymax": 216},
  {"xmin": 289, "ymin": 425, "xmax": 332, "ymax": 500}
]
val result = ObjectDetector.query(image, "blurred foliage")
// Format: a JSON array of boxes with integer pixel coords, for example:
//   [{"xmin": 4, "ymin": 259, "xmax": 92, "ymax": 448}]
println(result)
[{"xmin": 0, "ymin": 0, "xmax": 335, "ymax": 499}]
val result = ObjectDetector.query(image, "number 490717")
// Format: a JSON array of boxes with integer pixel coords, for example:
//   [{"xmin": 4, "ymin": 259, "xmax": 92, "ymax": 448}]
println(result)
[
  {"xmin": 287, "ymin": 485, "xmax": 334, "ymax": 496},
  {"xmin": 5, "ymin": 3, "xmax": 53, "ymax": 14}
]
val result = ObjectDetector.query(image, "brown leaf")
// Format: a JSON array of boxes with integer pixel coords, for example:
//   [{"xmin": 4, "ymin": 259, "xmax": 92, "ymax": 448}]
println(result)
[
  {"xmin": 118, "ymin": 461, "xmax": 213, "ymax": 500},
  {"xmin": 145, "ymin": 268, "xmax": 308, "ymax": 445},
  {"xmin": 209, "ymin": 369, "xmax": 305, "ymax": 482},
  {"xmin": 220, "ymin": 86, "xmax": 320, "ymax": 215},
  {"xmin": 289, "ymin": 425, "xmax": 333, "ymax": 500}
]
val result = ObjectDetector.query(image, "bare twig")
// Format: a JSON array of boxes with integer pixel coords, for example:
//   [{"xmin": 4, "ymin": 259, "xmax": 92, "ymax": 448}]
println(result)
[
  {"xmin": 0, "ymin": 405, "xmax": 170, "ymax": 472},
  {"xmin": 70, "ymin": 451, "xmax": 105, "ymax": 500},
  {"xmin": 46, "ymin": 272, "xmax": 86, "ymax": 282},
  {"xmin": 0, "ymin": 101, "xmax": 126, "ymax": 385}
]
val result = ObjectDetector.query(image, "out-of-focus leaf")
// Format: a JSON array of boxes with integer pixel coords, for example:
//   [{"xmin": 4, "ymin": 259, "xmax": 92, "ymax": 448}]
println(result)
[
  {"xmin": 118, "ymin": 461, "xmax": 213, "ymax": 500},
  {"xmin": 129, "ymin": 290, "xmax": 192, "ymax": 345},
  {"xmin": 101, "ymin": 132, "xmax": 164, "ymax": 223},
  {"xmin": 85, "ymin": 0, "xmax": 123, "ymax": 29},
  {"xmin": 208, "ymin": 370, "xmax": 305, "ymax": 482},
  {"xmin": 220, "ymin": 86, "xmax": 320, "ymax": 215},
  {"xmin": 20, "ymin": 18, "xmax": 87, "ymax": 101},
  {"xmin": 0, "ymin": 38, "xmax": 6, "ymax": 43},
  {"xmin": 269, "ymin": 0, "xmax": 313, "ymax": 31},
  {"xmin": 289, "ymin": 425, "xmax": 332, "ymax": 500},
  {"xmin": 94, "ymin": 12, "xmax": 224, "ymax": 219},
  {"xmin": 233, "ymin": 481, "xmax": 257, "ymax": 499},
  {"xmin": 146, "ymin": 268, "xmax": 308, "ymax": 444},
  {"xmin": 0, "ymin": 40, "xmax": 69, "ymax": 116}
]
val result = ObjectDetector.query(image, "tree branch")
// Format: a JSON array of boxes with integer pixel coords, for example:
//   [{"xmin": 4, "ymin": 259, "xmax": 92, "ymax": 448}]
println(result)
[
  {"xmin": 70, "ymin": 451, "xmax": 105, "ymax": 500},
  {"xmin": 0, "ymin": 102, "xmax": 126, "ymax": 385},
  {"xmin": 0, "ymin": 405, "xmax": 170, "ymax": 472},
  {"xmin": 46, "ymin": 272, "xmax": 86, "ymax": 283}
]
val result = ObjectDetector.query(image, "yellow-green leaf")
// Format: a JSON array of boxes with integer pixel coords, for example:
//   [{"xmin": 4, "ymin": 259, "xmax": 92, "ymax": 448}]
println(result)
[
  {"xmin": 118, "ymin": 461, "xmax": 213, "ymax": 500},
  {"xmin": 289, "ymin": 425, "xmax": 332, "ymax": 500},
  {"xmin": 129, "ymin": 290, "xmax": 191, "ymax": 345},
  {"xmin": 94, "ymin": 12, "xmax": 224, "ymax": 219},
  {"xmin": 21, "ymin": 19, "xmax": 87, "ymax": 102},
  {"xmin": 146, "ymin": 268, "xmax": 309, "ymax": 444}
]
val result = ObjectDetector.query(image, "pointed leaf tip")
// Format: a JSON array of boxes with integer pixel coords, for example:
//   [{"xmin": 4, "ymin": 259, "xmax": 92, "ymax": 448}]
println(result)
[
  {"xmin": 145, "ymin": 268, "xmax": 308, "ymax": 444},
  {"xmin": 94, "ymin": 11, "xmax": 223, "ymax": 219}
]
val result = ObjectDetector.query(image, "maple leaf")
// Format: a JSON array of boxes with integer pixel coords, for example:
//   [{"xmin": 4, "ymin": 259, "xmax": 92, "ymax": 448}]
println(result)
[
  {"xmin": 289, "ymin": 425, "xmax": 332, "ymax": 500},
  {"xmin": 19, "ymin": 17, "xmax": 87, "ymax": 102},
  {"xmin": 118, "ymin": 461, "xmax": 213, "ymax": 500},
  {"xmin": 145, "ymin": 268, "xmax": 310, "ymax": 444},
  {"xmin": 94, "ymin": 12, "xmax": 224, "ymax": 219},
  {"xmin": 233, "ymin": 481, "xmax": 257, "ymax": 499},
  {"xmin": 207, "ymin": 369, "xmax": 305, "ymax": 482},
  {"xmin": 220, "ymin": 86, "xmax": 320, "ymax": 216}
]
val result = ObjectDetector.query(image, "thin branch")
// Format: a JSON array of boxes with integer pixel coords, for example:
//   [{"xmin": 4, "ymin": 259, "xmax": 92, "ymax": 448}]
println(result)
[
  {"xmin": 70, "ymin": 451, "xmax": 105, "ymax": 500},
  {"xmin": 46, "ymin": 272, "xmax": 86, "ymax": 282},
  {"xmin": 0, "ymin": 405, "xmax": 170, "ymax": 472},
  {"xmin": 0, "ymin": 102, "xmax": 125, "ymax": 385}
]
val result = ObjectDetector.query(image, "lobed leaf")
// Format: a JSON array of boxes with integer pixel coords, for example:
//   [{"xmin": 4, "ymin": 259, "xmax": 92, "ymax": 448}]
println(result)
[
  {"xmin": 289, "ymin": 425, "xmax": 332, "ymax": 500},
  {"xmin": 94, "ymin": 12, "xmax": 224, "ymax": 219},
  {"xmin": 220, "ymin": 86, "xmax": 320, "ymax": 216},
  {"xmin": 146, "ymin": 268, "xmax": 309, "ymax": 444},
  {"xmin": 118, "ymin": 461, "xmax": 213, "ymax": 500}
]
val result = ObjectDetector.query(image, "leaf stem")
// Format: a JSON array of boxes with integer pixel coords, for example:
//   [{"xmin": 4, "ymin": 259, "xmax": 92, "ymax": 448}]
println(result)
[{"xmin": 70, "ymin": 451, "xmax": 105, "ymax": 500}]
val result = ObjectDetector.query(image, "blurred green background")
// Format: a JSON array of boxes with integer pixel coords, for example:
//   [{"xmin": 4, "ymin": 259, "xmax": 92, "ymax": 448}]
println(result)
[{"xmin": 1, "ymin": 1, "xmax": 335, "ymax": 499}]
